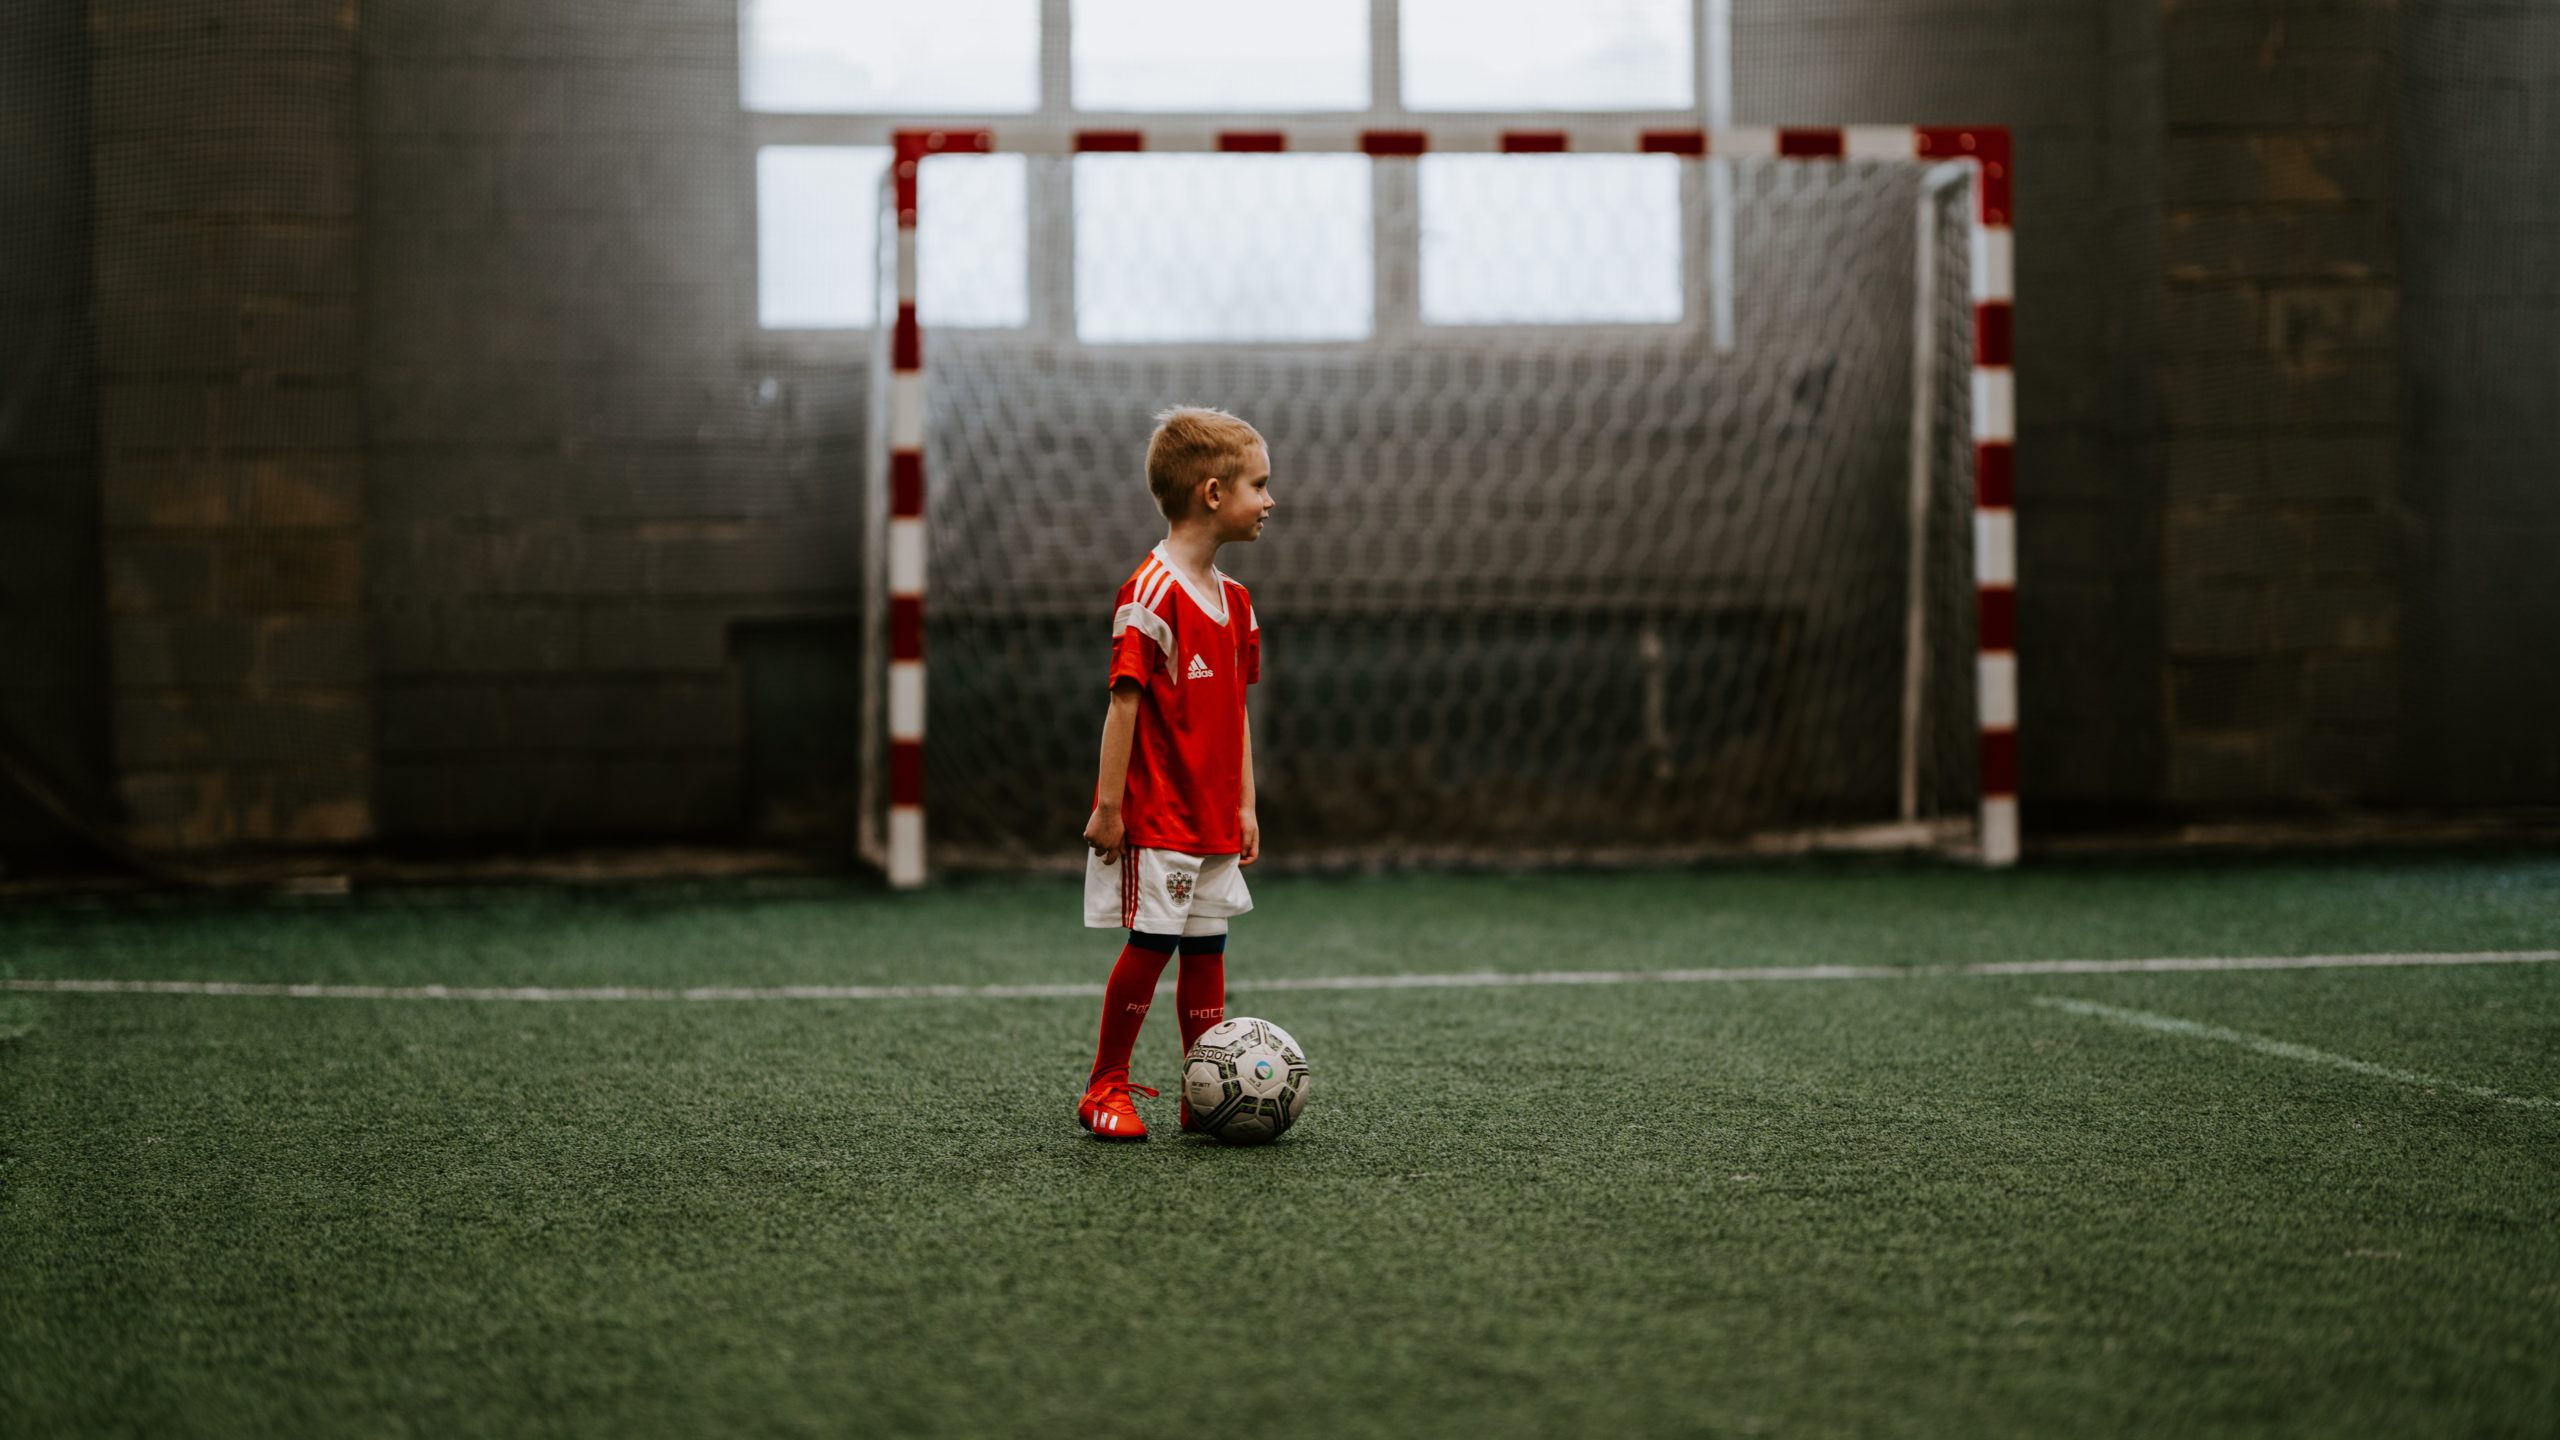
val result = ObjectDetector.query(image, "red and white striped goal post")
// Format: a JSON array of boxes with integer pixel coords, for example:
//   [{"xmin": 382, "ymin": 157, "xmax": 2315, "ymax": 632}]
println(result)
[{"xmin": 876, "ymin": 122, "xmax": 2019, "ymax": 887}]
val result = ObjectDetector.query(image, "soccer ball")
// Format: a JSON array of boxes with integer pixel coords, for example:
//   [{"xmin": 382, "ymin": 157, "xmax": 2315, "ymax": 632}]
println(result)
[{"xmin": 1182, "ymin": 1016, "xmax": 1311, "ymax": 1145}]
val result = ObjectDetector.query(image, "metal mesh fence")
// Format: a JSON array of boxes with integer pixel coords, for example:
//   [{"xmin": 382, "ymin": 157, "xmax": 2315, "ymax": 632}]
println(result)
[{"xmin": 905, "ymin": 155, "xmax": 1980, "ymax": 868}]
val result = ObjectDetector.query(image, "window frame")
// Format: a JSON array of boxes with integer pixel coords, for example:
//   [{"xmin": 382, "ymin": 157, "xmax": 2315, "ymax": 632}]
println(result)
[{"xmin": 743, "ymin": 0, "xmax": 1728, "ymax": 349}]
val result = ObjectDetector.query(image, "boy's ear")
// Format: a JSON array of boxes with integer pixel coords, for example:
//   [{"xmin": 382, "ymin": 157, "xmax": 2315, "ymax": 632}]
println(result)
[{"xmin": 1199, "ymin": 475, "xmax": 1225, "ymax": 511}]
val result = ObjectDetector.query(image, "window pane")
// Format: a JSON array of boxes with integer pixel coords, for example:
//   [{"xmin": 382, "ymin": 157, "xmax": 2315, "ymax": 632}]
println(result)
[
  {"xmin": 1420, "ymin": 156, "xmax": 1683, "ymax": 326},
  {"xmin": 1075, "ymin": 155, "xmax": 1372, "ymax": 343},
  {"xmin": 1073, "ymin": 0, "xmax": 1368, "ymax": 112},
  {"xmin": 758, "ymin": 147, "xmax": 876, "ymax": 329},
  {"xmin": 917, "ymin": 154, "xmax": 1029, "ymax": 328},
  {"xmin": 741, "ymin": 0, "xmax": 1038, "ymax": 114},
  {"xmin": 757, "ymin": 147, "xmax": 1027, "ymax": 330},
  {"xmin": 1402, "ymin": 0, "xmax": 1691, "ymax": 112}
]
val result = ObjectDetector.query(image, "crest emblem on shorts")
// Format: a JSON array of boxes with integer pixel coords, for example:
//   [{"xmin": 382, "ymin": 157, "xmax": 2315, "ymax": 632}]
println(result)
[{"xmin": 1166, "ymin": 870, "xmax": 1196, "ymax": 904}]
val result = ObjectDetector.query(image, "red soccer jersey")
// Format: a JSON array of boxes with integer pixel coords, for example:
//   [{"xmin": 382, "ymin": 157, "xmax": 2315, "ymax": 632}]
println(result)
[{"xmin": 1103, "ymin": 543, "xmax": 1260, "ymax": 855}]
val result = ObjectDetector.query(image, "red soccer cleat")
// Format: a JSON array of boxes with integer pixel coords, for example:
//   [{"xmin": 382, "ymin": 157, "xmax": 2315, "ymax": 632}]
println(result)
[{"xmin": 1077, "ymin": 1073, "xmax": 1157, "ymax": 1142}]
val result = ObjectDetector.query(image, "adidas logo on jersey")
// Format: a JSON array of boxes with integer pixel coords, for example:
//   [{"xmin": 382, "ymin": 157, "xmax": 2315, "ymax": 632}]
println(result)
[{"xmin": 1187, "ymin": 654, "xmax": 1214, "ymax": 680}]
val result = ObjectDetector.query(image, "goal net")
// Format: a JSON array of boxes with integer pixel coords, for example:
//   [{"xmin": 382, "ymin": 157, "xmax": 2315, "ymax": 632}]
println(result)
[{"xmin": 866, "ymin": 126, "xmax": 2010, "ymax": 881}]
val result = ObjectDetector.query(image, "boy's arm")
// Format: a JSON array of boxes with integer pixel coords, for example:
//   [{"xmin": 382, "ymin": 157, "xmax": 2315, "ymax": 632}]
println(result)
[
  {"xmin": 1083, "ymin": 679, "xmax": 1142, "ymax": 862},
  {"xmin": 1238, "ymin": 702, "xmax": 1260, "ymax": 866}
]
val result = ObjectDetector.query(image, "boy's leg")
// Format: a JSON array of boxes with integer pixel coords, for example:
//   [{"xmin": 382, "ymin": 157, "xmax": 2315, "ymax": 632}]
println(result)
[
  {"xmin": 1176, "ymin": 932, "xmax": 1227, "ymax": 1054},
  {"xmin": 1080, "ymin": 929, "xmax": 1177, "ymax": 1140},
  {"xmin": 1089, "ymin": 931, "xmax": 1177, "ymax": 1085},
  {"xmin": 1175, "ymin": 928, "xmax": 1227, "ymax": 1132}
]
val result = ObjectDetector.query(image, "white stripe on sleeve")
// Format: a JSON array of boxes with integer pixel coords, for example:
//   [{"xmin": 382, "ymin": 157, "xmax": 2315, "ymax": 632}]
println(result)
[{"xmin": 1114, "ymin": 602, "xmax": 1175, "ymax": 664}]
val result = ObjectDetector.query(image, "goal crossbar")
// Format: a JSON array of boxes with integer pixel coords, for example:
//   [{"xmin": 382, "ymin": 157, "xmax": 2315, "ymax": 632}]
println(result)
[{"xmin": 867, "ymin": 122, "xmax": 2018, "ymax": 887}]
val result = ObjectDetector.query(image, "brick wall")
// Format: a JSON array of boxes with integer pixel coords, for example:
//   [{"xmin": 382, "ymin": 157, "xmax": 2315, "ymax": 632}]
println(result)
[
  {"xmin": 360, "ymin": 0, "xmax": 857, "ymax": 843},
  {"xmin": 17, "ymin": 0, "xmax": 2543, "ymax": 860},
  {"xmin": 92, "ymin": 1, "xmax": 373, "ymax": 850},
  {"xmin": 2144, "ymin": 0, "xmax": 2405, "ymax": 811},
  {"xmin": 2100, "ymin": 0, "xmax": 2172, "ymax": 821},
  {"xmin": 2399, "ymin": 2, "xmax": 2560, "ymax": 803},
  {"xmin": 0, "ymin": 1, "xmax": 108, "ymax": 860}
]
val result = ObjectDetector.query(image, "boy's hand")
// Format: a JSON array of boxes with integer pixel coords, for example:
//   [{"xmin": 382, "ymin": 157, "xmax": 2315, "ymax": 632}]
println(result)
[
  {"xmin": 1239, "ymin": 807, "xmax": 1260, "ymax": 867},
  {"xmin": 1084, "ymin": 804, "xmax": 1124, "ymax": 861}
]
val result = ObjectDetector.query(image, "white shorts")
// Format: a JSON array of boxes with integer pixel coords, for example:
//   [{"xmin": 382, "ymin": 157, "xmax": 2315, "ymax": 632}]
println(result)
[{"xmin": 1083, "ymin": 846, "xmax": 1253, "ymax": 935}]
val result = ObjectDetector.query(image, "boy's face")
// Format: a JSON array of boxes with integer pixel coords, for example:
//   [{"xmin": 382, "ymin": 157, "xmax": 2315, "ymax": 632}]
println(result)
[{"xmin": 1206, "ymin": 444, "xmax": 1275, "ymax": 543}]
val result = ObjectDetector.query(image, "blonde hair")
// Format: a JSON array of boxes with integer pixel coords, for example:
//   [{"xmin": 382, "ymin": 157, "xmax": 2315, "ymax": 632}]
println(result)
[{"xmin": 1144, "ymin": 406, "xmax": 1264, "ymax": 519}]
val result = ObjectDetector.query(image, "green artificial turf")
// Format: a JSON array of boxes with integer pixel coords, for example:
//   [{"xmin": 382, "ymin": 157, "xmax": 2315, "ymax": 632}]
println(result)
[{"xmin": 3, "ymin": 853, "xmax": 2557, "ymax": 1437}]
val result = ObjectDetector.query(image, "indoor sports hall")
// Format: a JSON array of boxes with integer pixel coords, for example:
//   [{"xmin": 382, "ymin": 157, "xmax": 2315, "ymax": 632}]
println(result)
[{"xmin": 4, "ymin": 3, "xmax": 2555, "ymax": 1435}]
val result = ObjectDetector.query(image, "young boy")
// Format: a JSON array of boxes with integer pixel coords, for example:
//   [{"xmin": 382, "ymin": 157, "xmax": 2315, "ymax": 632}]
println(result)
[{"xmin": 1075, "ymin": 406, "xmax": 1275, "ymax": 1141}]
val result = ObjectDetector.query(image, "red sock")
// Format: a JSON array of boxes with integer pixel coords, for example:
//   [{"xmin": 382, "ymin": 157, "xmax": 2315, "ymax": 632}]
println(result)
[
  {"xmin": 1177, "ymin": 951, "xmax": 1226, "ymax": 1057},
  {"xmin": 1088, "ymin": 938, "xmax": 1174, "ymax": 1083}
]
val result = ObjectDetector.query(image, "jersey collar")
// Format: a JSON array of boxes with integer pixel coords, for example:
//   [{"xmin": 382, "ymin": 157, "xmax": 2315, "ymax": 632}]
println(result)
[{"xmin": 1150, "ymin": 542, "xmax": 1229, "ymax": 625}]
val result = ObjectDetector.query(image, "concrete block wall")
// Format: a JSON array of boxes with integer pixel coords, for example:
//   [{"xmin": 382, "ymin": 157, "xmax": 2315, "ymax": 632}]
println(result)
[
  {"xmin": 91, "ymin": 1, "xmax": 374, "ymax": 850},
  {"xmin": 2100, "ymin": 0, "xmax": 2171, "ymax": 817},
  {"xmin": 359, "ymin": 0, "xmax": 860, "ymax": 843},
  {"xmin": 12, "ymin": 0, "xmax": 2540, "ymax": 860},
  {"xmin": 2398, "ymin": 2, "xmax": 2560, "ymax": 804},
  {"xmin": 0, "ymin": 1, "xmax": 109, "ymax": 860},
  {"xmin": 2131, "ymin": 0, "xmax": 2407, "ymax": 811}
]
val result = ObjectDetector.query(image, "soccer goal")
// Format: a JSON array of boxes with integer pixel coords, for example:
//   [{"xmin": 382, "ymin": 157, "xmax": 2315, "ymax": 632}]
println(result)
[{"xmin": 862, "ymin": 122, "xmax": 2016, "ymax": 887}]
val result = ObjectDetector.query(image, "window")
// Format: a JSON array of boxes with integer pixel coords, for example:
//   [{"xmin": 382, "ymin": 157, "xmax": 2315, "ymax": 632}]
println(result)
[
  {"xmin": 741, "ymin": 0, "xmax": 1039, "ymax": 113},
  {"xmin": 1401, "ymin": 0, "xmax": 1692, "ymax": 112},
  {"xmin": 1420, "ymin": 156, "xmax": 1683, "ymax": 327},
  {"xmin": 1074, "ymin": 155, "xmax": 1373, "ymax": 343},
  {"xmin": 1400, "ymin": 0, "xmax": 1693, "ymax": 327},
  {"xmin": 1071, "ymin": 0, "xmax": 1369, "ymax": 112},
  {"xmin": 744, "ymin": 1, "xmax": 1721, "ymax": 338},
  {"xmin": 757, "ymin": 147, "xmax": 1027, "ymax": 330}
]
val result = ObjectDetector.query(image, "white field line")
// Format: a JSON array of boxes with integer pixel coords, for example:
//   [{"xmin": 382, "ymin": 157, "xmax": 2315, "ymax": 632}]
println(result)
[
  {"xmin": 2034, "ymin": 997, "xmax": 2560, "ymax": 1112},
  {"xmin": 2, "ymin": 950, "xmax": 2555, "ymax": 1004}
]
